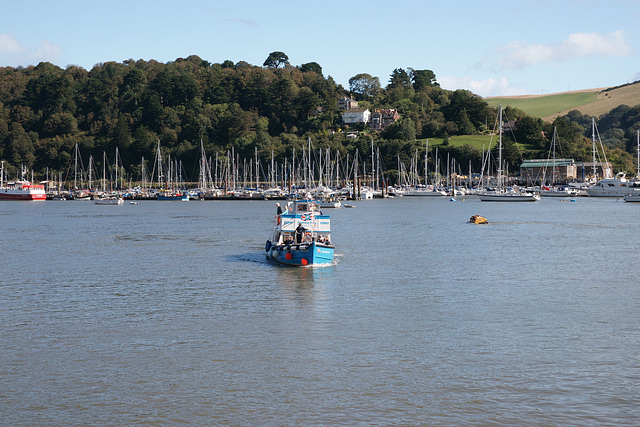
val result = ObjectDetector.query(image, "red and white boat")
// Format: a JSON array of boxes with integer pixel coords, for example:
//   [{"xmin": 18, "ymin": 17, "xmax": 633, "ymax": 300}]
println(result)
[
  {"xmin": 0, "ymin": 180, "xmax": 47, "ymax": 201},
  {"xmin": 0, "ymin": 164, "xmax": 47, "ymax": 201}
]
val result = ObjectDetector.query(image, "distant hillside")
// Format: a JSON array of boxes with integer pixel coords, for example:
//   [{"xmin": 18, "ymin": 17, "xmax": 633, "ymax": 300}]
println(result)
[{"xmin": 485, "ymin": 81, "xmax": 640, "ymax": 121}]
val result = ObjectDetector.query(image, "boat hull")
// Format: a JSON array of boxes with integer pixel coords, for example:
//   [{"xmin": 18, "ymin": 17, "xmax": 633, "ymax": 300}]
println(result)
[
  {"xmin": 404, "ymin": 190, "xmax": 447, "ymax": 197},
  {"xmin": 0, "ymin": 190, "xmax": 46, "ymax": 201},
  {"xmin": 587, "ymin": 188, "xmax": 640, "ymax": 197},
  {"xmin": 479, "ymin": 193, "xmax": 540, "ymax": 202},
  {"xmin": 268, "ymin": 242, "xmax": 334, "ymax": 266},
  {"xmin": 94, "ymin": 198, "xmax": 124, "ymax": 205}
]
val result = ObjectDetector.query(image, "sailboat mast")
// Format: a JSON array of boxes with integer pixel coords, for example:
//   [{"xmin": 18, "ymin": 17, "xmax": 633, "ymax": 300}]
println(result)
[
  {"xmin": 425, "ymin": 139, "xmax": 429, "ymax": 186},
  {"xmin": 308, "ymin": 137, "xmax": 312, "ymax": 191},
  {"xmin": 552, "ymin": 127, "xmax": 557, "ymax": 184},
  {"xmin": 102, "ymin": 151, "xmax": 106, "ymax": 192},
  {"xmin": 592, "ymin": 117, "xmax": 597, "ymax": 180},
  {"xmin": 498, "ymin": 105, "xmax": 503, "ymax": 189},
  {"xmin": 74, "ymin": 143, "xmax": 78, "ymax": 191},
  {"xmin": 636, "ymin": 129, "xmax": 639, "ymax": 178},
  {"xmin": 88, "ymin": 155, "xmax": 93, "ymax": 189},
  {"xmin": 115, "ymin": 147, "xmax": 119, "ymax": 191}
]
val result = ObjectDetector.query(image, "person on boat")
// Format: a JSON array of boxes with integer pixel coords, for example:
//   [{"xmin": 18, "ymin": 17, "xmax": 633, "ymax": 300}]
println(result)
[
  {"xmin": 276, "ymin": 203, "xmax": 283, "ymax": 215},
  {"xmin": 295, "ymin": 224, "xmax": 306, "ymax": 243}
]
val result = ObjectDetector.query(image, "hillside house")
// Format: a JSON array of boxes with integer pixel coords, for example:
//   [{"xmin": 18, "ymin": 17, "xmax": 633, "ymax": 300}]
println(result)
[
  {"xmin": 342, "ymin": 109, "xmax": 371, "ymax": 125},
  {"xmin": 338, "ymin": 97, "xmax": 359, "ymax": 110},
  {"xmin": 369, "ymin": 109, "xmax": 400, "ymax": 131}
]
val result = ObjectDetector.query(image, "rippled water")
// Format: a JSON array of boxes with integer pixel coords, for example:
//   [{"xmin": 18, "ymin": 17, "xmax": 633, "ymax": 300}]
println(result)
[{"xmin": 1, "ymin": 197, "xmax": 639, "ymax": 425}]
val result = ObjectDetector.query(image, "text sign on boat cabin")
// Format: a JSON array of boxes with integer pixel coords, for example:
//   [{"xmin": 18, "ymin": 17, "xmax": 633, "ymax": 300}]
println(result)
[{"xmin": 280, "ymin": 214, "xmax": 331, "ymax": 232}]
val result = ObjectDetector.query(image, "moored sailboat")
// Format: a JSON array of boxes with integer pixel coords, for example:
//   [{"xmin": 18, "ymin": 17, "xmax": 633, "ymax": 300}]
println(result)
[{"xmin": 479, "ymin": 106, "xmax": 540, "ymax": 202}]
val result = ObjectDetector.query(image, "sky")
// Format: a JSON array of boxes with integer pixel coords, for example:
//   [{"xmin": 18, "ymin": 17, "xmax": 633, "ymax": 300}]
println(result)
[{"xmin": 1, "ymin": 0, "xmax": 639, "ymax": 97}]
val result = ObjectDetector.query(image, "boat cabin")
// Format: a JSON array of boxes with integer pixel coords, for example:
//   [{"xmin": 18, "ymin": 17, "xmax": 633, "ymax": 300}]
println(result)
[{"xmin": 273, "ymin": 199, "xmax": 332, "ymax": 246}]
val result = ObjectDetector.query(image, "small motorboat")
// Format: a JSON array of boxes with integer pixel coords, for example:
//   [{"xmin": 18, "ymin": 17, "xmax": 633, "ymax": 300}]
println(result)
[
  {"xmin": 469, "ymin": 215, "xmax": 488, "ymax": 224},
  {"xmin": 94, "ymin": 196, "xmax": 124, "ymax": 205},
  {"xmin": 265, "ymin": 199, "xmax": 335, "ymax": 266}
]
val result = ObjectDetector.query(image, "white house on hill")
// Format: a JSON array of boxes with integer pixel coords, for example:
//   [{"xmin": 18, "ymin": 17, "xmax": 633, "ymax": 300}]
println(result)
[{"xmin": 342, "ymin": 109, "xmax": 371, "ymax": 125}]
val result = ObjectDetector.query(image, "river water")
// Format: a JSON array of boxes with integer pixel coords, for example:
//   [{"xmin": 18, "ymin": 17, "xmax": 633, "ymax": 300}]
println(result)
[{"xmin": 1, "ymin": 197, "xmax": 639, "ymax": 425}]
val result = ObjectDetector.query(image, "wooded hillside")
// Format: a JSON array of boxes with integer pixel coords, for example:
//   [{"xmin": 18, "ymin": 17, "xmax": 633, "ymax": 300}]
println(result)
[{"xmin": 1, "ymin": 54, "xmax": 640, "ymax": 181}]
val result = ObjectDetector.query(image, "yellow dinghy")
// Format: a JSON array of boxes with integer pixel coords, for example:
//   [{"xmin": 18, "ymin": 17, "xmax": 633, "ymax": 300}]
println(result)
[{"xmin": 469, "ymin": 215, "xmax": 488, "ymax": 224}]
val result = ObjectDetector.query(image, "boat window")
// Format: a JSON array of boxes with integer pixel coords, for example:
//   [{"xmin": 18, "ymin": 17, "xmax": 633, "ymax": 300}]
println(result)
[{"xmin": 298, "ymin": 204, "xmax": 307, "ymax": 211}]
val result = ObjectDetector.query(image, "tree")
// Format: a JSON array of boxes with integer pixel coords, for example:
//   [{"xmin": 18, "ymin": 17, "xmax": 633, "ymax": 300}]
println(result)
[
  {"xmin": 348, "ymin": 73, "xmax": 380, "ymax": 99},
  {"xmin": 387, "ymin": 68, "xmax": 412, "ymax": 89},
  {"xmin": 551, "ymin": 116, "xmax": 588, "ymax": 161},
  {"xmin": 383, "ymin": 118, "xmax": 416, "ymax": 141},
  {"xmin": 409, "ymin": 68, "xmax": 439, "ymax": 91},
  {"xmin": 457, "ymin": 109, "xmax": 475, "ymax": 135},
  {"xmin": 263, "ymin": 51, "xmax": 289, "ymax": 69},
  {"xmin": 442, "ymin": 90, "xmax": 489, "ymax": 133},
  {"xmin": 300, "ymin": 62, "xmax": 323, "ymax": 76},
  {"xmin": 7, "ymin": 123, "xmax": 36, "ymax": 166},
  {"xmin": 386, "ymin": 69, "xmax": 414, "ymax": 103},
  {"xmin": 515, "ymin": 115, "xmax": 545, "ymax": 148}
]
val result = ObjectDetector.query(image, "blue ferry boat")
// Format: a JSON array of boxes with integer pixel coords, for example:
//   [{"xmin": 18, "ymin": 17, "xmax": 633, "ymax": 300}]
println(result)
[{"xmin": 265, "ymin": 199, "xmax": 335, "ymax": 266}]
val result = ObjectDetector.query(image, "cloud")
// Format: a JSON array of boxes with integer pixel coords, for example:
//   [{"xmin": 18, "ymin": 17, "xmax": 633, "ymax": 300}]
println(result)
[
  {"xmin": 491, "ymin": 31, "xmax": 632, "ymax": 70},
  {"xmin": 0, "ymin": 34, "xmax": 63, "ymax": 67},
  {"xmin": 439, "ymin": 76, "xmax": 527, "ymax": 98}
]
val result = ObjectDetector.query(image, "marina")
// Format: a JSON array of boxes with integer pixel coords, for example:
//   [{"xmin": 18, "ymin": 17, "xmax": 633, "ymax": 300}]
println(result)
[{"xmin": 2, "ymin": 197, "xmax": 640, "ymax": 425}]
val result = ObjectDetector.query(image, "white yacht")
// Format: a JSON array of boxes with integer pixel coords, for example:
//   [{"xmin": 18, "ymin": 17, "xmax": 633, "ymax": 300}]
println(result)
[{"xmin": 586, "ymin": 174, "xmax": 640, "ymax": 197}]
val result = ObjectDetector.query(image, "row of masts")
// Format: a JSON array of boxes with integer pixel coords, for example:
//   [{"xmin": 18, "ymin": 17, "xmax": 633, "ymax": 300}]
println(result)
[
  {"xmin": 14, "ymin": 114, "xmax": 637, "ymax": 193},
  {"xmin": 50, "ymin": 138, "xmax": 391, "ymax": 194}
]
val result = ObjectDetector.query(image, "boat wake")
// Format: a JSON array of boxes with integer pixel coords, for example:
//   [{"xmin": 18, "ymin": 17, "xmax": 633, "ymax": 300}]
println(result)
[
  {"xmin": 114, "ymin": 234, "xmax": 219, "ymax": 245},
  {"xmin": 231, "ymin": 252, "xmax": 271, "ymax": 264}
]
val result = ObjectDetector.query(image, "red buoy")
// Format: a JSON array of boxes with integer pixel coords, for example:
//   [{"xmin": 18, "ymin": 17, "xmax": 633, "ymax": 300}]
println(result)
[
  {"xmin": 285, "ymin": 252, "xmax": 293, "ymax": 260},
  {"xmin": 301, "ymin": 258, "xmax": 308, "ymax": 265}
]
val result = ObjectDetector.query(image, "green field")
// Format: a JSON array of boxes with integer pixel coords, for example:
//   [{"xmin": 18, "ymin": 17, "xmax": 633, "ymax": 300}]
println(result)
[
  {"xmin": 486, "ymin": 92, "xmax": 600, "ymax": 118},
  {"xmin": 423, "ymin": 135, "xmax": 537, "ymax": 152},
  {"xmin": 425, "ymin": 135, "xmax": 494, "ymax": 150}
]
